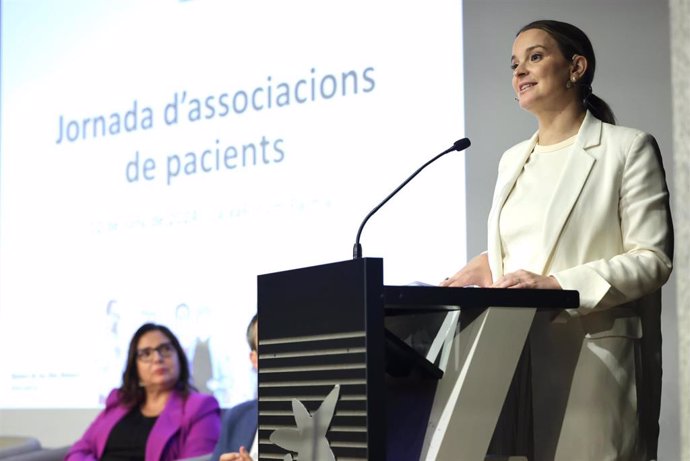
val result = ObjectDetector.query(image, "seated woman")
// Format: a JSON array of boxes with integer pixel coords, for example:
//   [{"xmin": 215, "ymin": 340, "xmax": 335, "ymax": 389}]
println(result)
[{"xmin": 66, "ymin": 323, "xmax": 221, "ymax": 461}]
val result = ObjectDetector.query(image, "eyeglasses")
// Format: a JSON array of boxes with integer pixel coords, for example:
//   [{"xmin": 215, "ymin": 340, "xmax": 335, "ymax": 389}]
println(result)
[{"xmin": 137, "ymin": 342, "xmax": 175, "ymax": 362}]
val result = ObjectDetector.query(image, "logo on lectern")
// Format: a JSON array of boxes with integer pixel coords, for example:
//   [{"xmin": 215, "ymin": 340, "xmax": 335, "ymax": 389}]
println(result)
[{"xmin": 269, "ymin": 384, "xmax": 340, "ymax": 461}]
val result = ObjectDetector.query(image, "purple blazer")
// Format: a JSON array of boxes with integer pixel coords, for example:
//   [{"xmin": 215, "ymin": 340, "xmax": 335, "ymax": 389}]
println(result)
[{"xmin": 65, "ymin": 389, "xmax": 221, "ymax": 461}]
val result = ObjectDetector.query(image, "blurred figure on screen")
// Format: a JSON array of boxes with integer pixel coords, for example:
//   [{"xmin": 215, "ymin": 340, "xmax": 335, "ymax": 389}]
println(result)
[
  {"xmin": 99, "ymin": 299, "xmax": 124, "ymax": 405},
  {"xmin": 211, "ymin": 313, "xmax": 258, "ymax": 461},
  {"xmin": 175, "ymin": 301, "xmax": 231, "ymax": 403},
  {"xmin": 66, "ymin": 322, "xmax": 221, "ymax": 461}
]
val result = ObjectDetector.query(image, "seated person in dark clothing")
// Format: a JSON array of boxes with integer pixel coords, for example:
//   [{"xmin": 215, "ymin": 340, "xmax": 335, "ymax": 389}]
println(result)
[
  {"xmin": 66, "ymin": 322, "xmax": 221, "ymax": 461},
  {"xmin": 211, "ymin": 314, "xmax": 258, "ymax": 461}
]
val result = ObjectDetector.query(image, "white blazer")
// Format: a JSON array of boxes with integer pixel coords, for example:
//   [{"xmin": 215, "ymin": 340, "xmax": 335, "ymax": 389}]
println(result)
[{"xmin": 486, "ymin": 111, "xmax": 673, "ymax": 460}]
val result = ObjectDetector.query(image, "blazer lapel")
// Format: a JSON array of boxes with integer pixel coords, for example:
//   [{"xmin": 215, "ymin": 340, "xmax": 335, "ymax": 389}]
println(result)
[
  {"xmin": 487, "ymin": 112, "xmax": 602, "ymax": 278},
  {"xmin": 230, "ymin": 400, "xmax": 259, "ymax": 451},
  {"xmin": 536, "ymin": 112, "xmax": 601, "ymax": 273},
  {"xmin": 96, "ymin": 403, "xmax": 130, "ymax": 458},
  {"xmin": 488, "ymin": 133, "xmax": 537, "ymax": 278},
  {"xmin": 147, "ymin": 392, "xmax": 183, "ymax": 461}
]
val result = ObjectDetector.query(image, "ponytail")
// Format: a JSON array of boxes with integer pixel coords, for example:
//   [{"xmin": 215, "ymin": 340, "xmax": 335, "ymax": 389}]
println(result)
[{"xmin": 584, "ymin": 91, "xmax": 616, "ymax": 125}]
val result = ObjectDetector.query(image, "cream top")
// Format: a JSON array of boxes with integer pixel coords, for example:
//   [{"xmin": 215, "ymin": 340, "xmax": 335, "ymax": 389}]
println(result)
[{"xmin": 499, "ymin": 134, "xmax": 577, "ymax": 275}]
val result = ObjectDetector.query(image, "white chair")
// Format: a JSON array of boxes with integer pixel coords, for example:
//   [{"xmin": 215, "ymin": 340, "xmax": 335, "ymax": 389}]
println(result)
[{"xmin": 0, "ymin": 436, "xmax": 41, "ymax": 459}]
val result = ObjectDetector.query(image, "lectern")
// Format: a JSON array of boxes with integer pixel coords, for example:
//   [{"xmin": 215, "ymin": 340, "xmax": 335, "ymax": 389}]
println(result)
[{"xmin": 256, "ymin": 258, "xmax": 578, "ymax": 461}]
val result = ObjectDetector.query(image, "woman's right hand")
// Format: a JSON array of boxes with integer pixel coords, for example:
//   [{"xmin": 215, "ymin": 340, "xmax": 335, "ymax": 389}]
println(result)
[
  {"xmin": 439, "ymin": 252, "xmax": 493, "ymax": 287},
  {"xmin": 219, "ymin": 446, "xmax": 253, "ymax": 461}
]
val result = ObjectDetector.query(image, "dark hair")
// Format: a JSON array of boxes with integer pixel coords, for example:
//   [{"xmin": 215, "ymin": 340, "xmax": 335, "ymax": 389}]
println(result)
[
  {"xmin": 518, "ymin": 20, "xmax": 616, "ymax": 125},
  {"xmin": 246, "ymin": 314, "xmax": 258, "ymax": 351},
  {"xmin": 119, "ymin": 322, "xmax": 194, "ymax": 407}
]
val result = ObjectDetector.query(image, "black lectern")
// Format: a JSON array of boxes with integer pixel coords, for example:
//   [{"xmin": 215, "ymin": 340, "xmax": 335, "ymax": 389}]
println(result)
[{"xmin": 257, "ymin": 258, "xmax": 578, "ymax": 461}]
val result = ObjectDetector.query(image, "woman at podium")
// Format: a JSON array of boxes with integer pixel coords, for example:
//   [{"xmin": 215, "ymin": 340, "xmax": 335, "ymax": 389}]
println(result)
[{"xmin": 441, "ymin": 19, "xmax": 673, "ymax": 461}]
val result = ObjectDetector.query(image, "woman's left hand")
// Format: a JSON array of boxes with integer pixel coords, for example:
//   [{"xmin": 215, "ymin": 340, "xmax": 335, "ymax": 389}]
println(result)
[{"xmin": 492, "ymin": 270, "xmax": 562, "ymax": 289}]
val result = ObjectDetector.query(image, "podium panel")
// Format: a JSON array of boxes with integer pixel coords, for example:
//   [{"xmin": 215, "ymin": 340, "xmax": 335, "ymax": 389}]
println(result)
[
  {"xmin": 257, "ymin": 258, "xmax": 579, "ymax": 461},
  {"xmin": 257, "ymin": 258, "xmax": 386, "ymax": 461}
]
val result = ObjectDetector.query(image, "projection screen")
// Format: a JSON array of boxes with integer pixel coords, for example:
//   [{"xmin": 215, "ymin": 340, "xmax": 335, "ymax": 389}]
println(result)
[{"xmin": 0, "ymin": 0, "xmax": 466, "ymax": 410}]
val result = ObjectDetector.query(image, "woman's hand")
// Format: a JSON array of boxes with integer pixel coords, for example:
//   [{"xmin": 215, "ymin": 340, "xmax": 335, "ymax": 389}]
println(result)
[
  {"xmin": 440, "ymin": 253, "xmax": 493, "ymax": 287},
  {"xmin": 492, "ymin": 269, "xmax": 561, "ymax": 289},
  {"xmin": 219, "ymin": 446, "xmax": 253, "ymax": 461}
]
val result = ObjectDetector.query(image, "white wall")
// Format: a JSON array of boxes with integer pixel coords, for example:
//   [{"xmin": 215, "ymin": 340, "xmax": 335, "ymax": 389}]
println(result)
[{"xmin": 669, "ymin": 0, "xmax": 690, "ymax": 458}]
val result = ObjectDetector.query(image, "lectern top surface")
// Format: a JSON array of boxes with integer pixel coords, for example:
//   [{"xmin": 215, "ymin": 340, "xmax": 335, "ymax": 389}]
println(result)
[{"xmin": 383, "ymin": 285, "xmax": 579, "ymax": 313}]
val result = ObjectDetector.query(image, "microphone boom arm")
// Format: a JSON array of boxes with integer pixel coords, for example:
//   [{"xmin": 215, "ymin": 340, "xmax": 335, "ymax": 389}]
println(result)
[{"xmin": 352, "ymin": 138, "xmax": 470, "ymax": 259}]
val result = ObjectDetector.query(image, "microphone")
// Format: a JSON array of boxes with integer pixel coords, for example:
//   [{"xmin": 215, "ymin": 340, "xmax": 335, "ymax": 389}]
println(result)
[{"xmin": 352, "ymin": 137, "xmax": 471, "ymax": 259}]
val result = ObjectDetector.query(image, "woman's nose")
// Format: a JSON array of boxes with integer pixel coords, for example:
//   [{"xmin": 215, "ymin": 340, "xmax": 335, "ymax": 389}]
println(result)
[{"xmin": 513, "ymin": 63, "xmax": 527, "ymax": 77}]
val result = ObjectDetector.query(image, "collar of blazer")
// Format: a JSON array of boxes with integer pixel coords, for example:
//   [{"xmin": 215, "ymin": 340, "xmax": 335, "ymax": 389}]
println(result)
[
  {"xmin": 488, "ymin": 111, "xmax": 602, "ymax": 278},
  {"xmin": 146, "ymin": 390, "xmax": 185, "ymax": 461}
]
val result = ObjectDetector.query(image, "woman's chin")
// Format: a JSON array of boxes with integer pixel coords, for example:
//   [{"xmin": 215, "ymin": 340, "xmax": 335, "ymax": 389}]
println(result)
[
  {"xmin": 518, "ymin": 97, "xmax": 535, "ymax": 111},
  {"xmin": 143, "ymin": 379, "xmax": 176, "ymax": 392}
]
